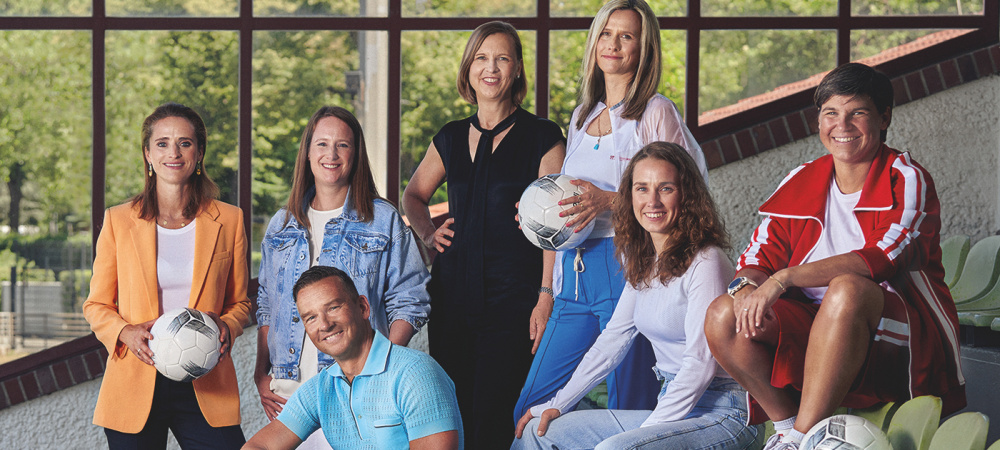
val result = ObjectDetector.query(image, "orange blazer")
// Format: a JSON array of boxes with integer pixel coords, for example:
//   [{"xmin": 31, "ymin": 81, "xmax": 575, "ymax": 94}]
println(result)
[{"xmin": 83, "ymin": 200, "xmax": 251, "ymax": 433}]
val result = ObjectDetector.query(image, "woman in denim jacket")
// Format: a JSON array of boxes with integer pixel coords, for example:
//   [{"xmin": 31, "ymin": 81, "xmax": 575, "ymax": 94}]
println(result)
[{"xmin": 254, "ymin": 106, "xmax": 430, "ymax": 449}]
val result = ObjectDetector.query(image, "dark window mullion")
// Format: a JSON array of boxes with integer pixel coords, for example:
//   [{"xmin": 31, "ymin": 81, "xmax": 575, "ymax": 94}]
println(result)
[
  {"xmin": 387, "ymin": 0, "xmax": 402, "ymax": 206},
  {"xmin": 92, "ymin": 0, "xmax": 107, "ymax": 249},
  {"xmin": 239, "ymin": 0, "xmax": 253, "ymax": 271}
]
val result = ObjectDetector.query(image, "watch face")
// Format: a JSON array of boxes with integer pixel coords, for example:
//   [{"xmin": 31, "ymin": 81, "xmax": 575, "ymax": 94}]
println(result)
[{"xmin": 728, "ymin": 278, "xmax": 745, "ymax": 291}]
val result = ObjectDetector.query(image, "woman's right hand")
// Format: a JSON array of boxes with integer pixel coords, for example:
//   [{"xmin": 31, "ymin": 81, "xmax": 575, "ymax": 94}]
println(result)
[
  {"xmin": 118, "ymin": 319, "xmax": 156, "ymax": 365},
  {"xmin": 254, "ymin": 373, "xmax": 286, "ymax": 421},
  {"xmin": 423, "ymin": 217, "xmax": 455, "ymax": 253}
]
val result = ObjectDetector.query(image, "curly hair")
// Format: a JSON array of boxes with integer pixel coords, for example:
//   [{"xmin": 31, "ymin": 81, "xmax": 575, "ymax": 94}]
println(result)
[{"xmin": 613, "ymin": 142, "xmax": 729, "ymax": 287}]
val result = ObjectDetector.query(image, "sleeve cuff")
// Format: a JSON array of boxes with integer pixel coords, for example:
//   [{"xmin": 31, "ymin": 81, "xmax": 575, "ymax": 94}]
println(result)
[{"xmin": 853, "ymin": 247, "xmax": 892, "ymax": 281}]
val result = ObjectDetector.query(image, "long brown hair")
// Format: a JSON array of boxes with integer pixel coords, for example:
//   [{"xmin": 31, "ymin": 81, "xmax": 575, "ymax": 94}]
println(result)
[
  {"xmin": 132, "ymin": 102, "xmax": 219, "ymax": 221},
  {"xmin": 613, "ymin": 142, "xmax": 728, "ymax": 287},
  {"xmin": 456, "ymin": 21, "xmax": 528, "ymax": 107},
  {"xmin": 284, "ymin": 106, "xmax": 379, "ymax": 227},
  {"xmin": 575, "ymin": 0, "xmax": 662, "ymax": 130}
]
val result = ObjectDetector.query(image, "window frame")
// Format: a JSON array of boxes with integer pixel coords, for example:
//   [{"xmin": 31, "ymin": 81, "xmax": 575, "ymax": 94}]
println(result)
[{"xmin": 0, "ymin": 3, "xmax": 995, "ymax": 370}]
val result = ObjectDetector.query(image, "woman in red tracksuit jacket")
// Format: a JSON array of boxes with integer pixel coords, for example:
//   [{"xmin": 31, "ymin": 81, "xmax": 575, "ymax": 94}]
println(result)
[{"xmin": 704, "ymin": 62, "xmax": 965, "ymax": 450}]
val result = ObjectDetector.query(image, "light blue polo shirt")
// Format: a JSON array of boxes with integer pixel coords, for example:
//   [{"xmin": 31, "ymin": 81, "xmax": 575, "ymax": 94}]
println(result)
[{"xmin": 277, "ymin": 331, "xmax": 463, "ymax": 449}]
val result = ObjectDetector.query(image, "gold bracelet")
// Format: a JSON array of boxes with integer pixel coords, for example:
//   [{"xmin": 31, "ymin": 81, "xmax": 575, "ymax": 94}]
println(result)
[{"xmin": 769, "ymin": 276, "xmax": 787, "ymax": 293}]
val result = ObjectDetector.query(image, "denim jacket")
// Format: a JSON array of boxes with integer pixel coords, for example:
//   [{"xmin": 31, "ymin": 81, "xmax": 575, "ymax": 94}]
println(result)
[{"xmin": 256, "ymin": 194, "xmax": 431, "ymax": 380}]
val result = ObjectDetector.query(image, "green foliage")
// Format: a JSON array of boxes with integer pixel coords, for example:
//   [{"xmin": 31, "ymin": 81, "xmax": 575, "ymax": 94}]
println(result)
[
  {"xmin": 251, "ymin": 29, "xmax": 361, "ymax": 216},
  {"xmin": 0, "ymin": 0, "xmax": 981, "ymax": 252},
  {"xmin": 0, "ymin": 0, "xmax": 90, "ymax": 15},
  {"xmin": 0, "ymin": 30, "xmax": 92, "ymax": 232}
]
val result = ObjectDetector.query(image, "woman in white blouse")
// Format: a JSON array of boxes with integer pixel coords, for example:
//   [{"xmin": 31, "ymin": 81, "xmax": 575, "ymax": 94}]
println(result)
[
  {"xmin": 513, "ymin": 0, "xmax": 708, "ymax": 421},
  {"xmin": 513, "ymin": 142, "xmax": 757, "ymax": 449}
]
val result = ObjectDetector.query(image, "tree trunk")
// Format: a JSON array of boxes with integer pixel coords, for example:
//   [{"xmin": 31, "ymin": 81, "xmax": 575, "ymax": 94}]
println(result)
[{"xmin": 6, "ymin": 161, "xmax": 24, "ymax": 235}]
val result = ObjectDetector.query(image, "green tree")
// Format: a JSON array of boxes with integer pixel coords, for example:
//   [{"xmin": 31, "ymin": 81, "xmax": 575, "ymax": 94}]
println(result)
[{"xmin": 0, "ymin": 30, "xmax": 92, "ymax": 235}]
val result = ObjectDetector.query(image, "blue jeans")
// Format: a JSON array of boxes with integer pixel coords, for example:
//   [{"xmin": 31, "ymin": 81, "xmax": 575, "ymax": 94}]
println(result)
[
  {"xmin": 511, "ymin": 374, "xmax": 758, "ymax": 450},
  {"xmin": 514, "ymin": 237, "xmax": 660, "ymax": 424}
]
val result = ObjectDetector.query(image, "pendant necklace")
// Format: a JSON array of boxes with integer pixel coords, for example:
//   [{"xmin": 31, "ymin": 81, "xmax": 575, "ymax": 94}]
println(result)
[{"xmin": 593, "ymin": 100, "xmax": 625, "ymax": 151}]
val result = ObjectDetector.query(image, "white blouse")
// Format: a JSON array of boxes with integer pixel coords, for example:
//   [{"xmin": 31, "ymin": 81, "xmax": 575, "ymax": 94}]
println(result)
[{"xmin": 530, "ymin": 246, "xmax": 735, "ymax": 427}]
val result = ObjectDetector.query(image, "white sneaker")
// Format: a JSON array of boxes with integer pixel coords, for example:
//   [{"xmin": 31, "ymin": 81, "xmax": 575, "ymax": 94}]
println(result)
[{"xmin": 762, "ymin": 433, "xmax": 800, "ymax": 450}]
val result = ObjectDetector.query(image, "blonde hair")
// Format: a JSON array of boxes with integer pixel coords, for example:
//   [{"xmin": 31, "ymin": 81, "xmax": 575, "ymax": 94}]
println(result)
[
  {"xmin": 457, "ymin": 21, "xmax": 527, "ymax": 106},
  {"xmin": 575, "ymin": 0, "xmax": 662, "ymax": 130}
]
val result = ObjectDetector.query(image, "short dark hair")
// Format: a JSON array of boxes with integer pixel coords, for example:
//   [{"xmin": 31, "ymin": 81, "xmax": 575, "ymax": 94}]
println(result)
[
  {"xmin": 292, "ymin": 265, "xmax": 359, "ymax": 303},
  {"xmin": 814, "ymin": 62, "xmax": 893, "ymax": 141}
]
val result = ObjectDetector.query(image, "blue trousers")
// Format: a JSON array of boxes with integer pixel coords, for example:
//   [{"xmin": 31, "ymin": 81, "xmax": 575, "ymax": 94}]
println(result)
[
  {"xmin": 512, "ymin": 375, "xmax": 758, "ymax": 450},
  {"xmin": 514, "ymin": 237, "xmax": 660, "ymax": 424},
  {"xmin": 104, "ymin": 373, "xmax": 245, "ymax": 450}
]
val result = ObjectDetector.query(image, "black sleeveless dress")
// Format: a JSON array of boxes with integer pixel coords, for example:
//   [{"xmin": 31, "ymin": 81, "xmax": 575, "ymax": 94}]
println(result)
[{"xmin": 427, "ymin": 107, "xmax": 564, "ymax": 449}]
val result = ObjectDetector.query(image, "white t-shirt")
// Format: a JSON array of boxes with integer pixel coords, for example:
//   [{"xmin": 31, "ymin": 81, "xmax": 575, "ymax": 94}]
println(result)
[
  {"xmin": 156, "ymin": 220, "xmax": 196, "ymax": 313},
  {"xmin": 800, "ymin": 179, "xmax": 865, "ymax": 301}
]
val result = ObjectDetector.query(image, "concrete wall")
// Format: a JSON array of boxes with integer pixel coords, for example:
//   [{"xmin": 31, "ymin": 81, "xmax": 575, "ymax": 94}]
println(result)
[{"xmin": 0, "ymin": 75, "xmax": 997, "ymax": 449}]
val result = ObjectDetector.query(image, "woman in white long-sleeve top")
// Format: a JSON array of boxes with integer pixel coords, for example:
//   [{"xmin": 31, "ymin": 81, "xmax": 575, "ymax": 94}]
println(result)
[{"xmin": 513, "ymin": 142, "xmax": 757, "ymax": 450}]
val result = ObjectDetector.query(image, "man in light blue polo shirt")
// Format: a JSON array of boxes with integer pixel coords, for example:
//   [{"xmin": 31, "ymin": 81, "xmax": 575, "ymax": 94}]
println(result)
[{"xmin": 244, "ymin": 265, "xmax": 462, "ymax": 450}]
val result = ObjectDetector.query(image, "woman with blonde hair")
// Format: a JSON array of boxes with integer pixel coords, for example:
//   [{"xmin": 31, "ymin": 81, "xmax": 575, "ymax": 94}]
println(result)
[
  {"xmin": 514, "ymin": 0, "xmax": 707, "ymax": 422},
  {"xmin": 403, "ymin": 21, "xmax": 565, "ymax": 449},
  {"xmin": 84, "ymin": 102, "xmax": 251, "ymax": 448},
  {"xmin": 514, "ymin": 142, "xmax": 756, "ymax": 449}
]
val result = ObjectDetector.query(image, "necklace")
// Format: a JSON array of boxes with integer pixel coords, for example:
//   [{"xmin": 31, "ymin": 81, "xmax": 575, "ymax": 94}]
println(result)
[
  {"xmin": 159, "ymin": 216, "xmax": 188, "ymax": 228},
  {"xmin": 593, "ymin": 100, "xmax": 625, "ymax": 151}
]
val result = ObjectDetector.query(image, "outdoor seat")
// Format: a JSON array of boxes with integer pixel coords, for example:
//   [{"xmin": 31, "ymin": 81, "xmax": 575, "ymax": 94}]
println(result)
[
  {"xmin": 927, "ymin": 412, "xmax": 989, "ymax": 450},
  {"xmin": 848, "ymin": 401, "xmax": 899, "ymax": 432},
  {"xmin": 942, "ymin": 235, "xmax": 972, "ymax": 289},
  {"xmin": 887, "ymin": 395, "xmax": 942, "ymax": 450},
  {"xmin": 950, "ymin": 236, "xmax": 1000, "ymax": 306}
]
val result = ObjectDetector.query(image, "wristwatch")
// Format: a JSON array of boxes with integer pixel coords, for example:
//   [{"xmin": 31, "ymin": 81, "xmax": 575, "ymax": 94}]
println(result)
[{"xmin": 727, "ymin": 277, "xmax": 758, "ymax": 297}]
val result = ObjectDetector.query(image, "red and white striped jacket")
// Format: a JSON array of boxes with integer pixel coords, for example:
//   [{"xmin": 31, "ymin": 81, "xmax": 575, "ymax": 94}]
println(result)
[{"xmin": 737, "ymin": 144, "xmax": 966, "ymax": 416}]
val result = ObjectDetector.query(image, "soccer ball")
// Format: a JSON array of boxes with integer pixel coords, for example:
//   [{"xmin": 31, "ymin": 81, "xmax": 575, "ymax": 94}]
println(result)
[
  {"xmin": 149, "ymin": 307, "xmax": 222, "ymax": 382},
  {"xmin": 518, "ymin": 174, "xmax": 596, "ymax": 251},
  {"xmin": 801, "ymin": 415, "xmax": 891, "ymax": 450}
]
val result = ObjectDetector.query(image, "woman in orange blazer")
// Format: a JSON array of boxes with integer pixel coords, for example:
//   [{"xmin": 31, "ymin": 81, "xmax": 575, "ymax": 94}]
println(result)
[{"xmin": 83, "ymin": 102, "xmax": 251, "ymax": 449}]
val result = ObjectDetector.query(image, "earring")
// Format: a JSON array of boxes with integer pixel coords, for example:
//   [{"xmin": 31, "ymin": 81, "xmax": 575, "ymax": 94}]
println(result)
[
  {"xmin": 196, "ymin": 161, "xmax": 202, "ymax": 176},
  {"xmin": 147, "ymin": 163, "xmax": 152, "ymax": 177}
]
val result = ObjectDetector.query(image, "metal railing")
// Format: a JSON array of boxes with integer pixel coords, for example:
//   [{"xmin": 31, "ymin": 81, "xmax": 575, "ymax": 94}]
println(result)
[{"xmin": 0, "ymin": 312, "xmax": 91, "ymax": 352}]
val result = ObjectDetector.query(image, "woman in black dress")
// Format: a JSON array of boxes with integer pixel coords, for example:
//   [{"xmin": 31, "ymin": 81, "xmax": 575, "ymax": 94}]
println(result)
[{"xmin": 402, "ymin": 21, "xmax": 565, "ymax": 449}]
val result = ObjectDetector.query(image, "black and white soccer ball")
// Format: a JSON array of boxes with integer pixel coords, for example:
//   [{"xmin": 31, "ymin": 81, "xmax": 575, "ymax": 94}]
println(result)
[
  {"xmin": 801, "ymin": 415, "xmax": 891, "ymax": 450},
  {"xmin": 517, "ymin": 174, "xmax": 596, "ymax": 251},
  {"xmin": 150, "ymin": 307, "xmax": 222, "ymax": 382}
]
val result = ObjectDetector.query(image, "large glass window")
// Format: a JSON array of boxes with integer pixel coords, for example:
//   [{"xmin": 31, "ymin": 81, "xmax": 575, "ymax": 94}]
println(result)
[
  {"xmin": 0, "ymin": 0, "xmax": 994, "ymax": 367},
  {"xmin": 0, "ymin": 30, "xmax": 92, "ymax": 363},
  {"xmin": 105, "ymin": 30, "xmax": 240, "ymax": 208},
  {"xmin": 699, "ymin": 29, "xmax": 836, "ymax": 120}
]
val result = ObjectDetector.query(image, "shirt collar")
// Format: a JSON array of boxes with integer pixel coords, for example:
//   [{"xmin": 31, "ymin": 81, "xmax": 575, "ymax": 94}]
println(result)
[
  {"xmin": 325, "ymin": 330, "xmax": 391, "ymax": 380},
  {"xmin": 285, "ymin": 187, "xmax": 362, "ymax": 230},
  {"xmin": 759, "ymin": 143, "xmax": 894, "ymax": 219}
]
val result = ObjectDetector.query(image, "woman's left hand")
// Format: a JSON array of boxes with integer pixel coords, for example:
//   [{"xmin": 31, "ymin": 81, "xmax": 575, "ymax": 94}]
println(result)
[
  {"xmin": 558, "ymin": 180, "xmax": 614, "ymax": 232},
  {"xmin": 514, "ymin": 408, "xmax": 562, "ymax": 439},
  {"xmin": 205, "ymin": 311, "xmax": 232, "ymax": 360}
]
